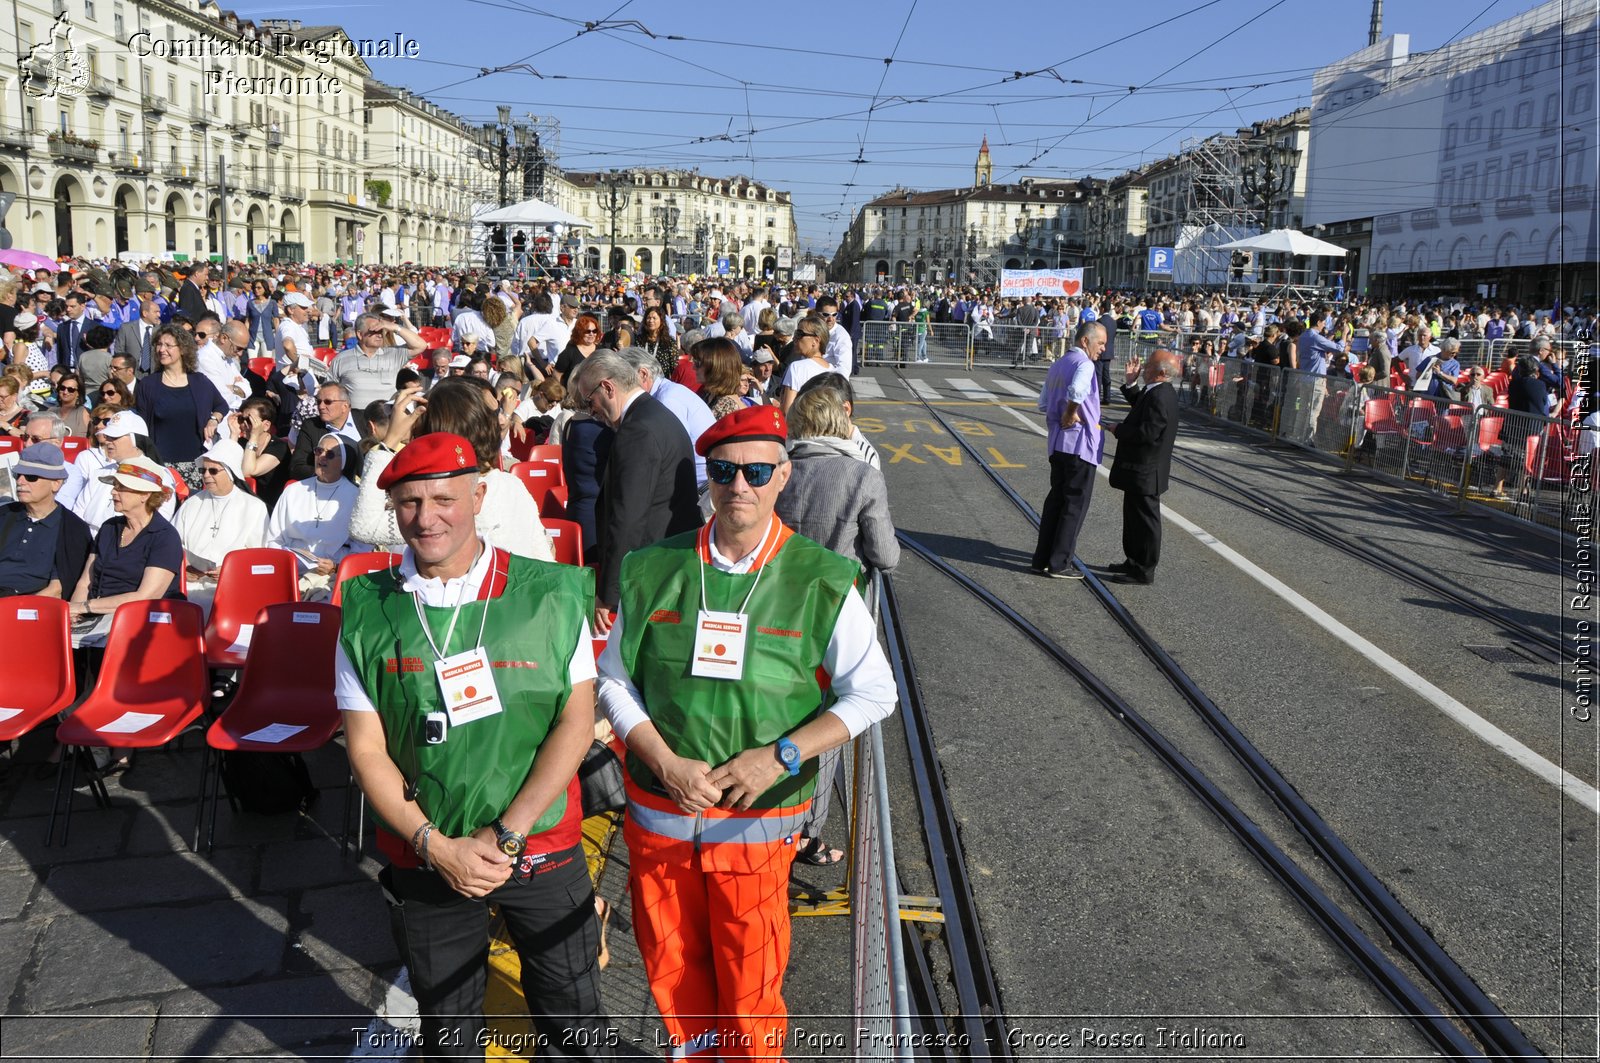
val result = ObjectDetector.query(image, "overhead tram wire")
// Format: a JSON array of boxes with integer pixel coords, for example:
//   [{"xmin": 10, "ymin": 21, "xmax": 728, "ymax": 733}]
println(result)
[
  {"xmin": 889, "ymin": 369, "xmax": 1546, "ymax": 1062},
  {"xmin": 833, "ymin": 0, "xmax": 922, "ymax": 222}
]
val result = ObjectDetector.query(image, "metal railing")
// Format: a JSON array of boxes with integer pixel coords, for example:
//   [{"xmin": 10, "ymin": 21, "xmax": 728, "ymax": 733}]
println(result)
[{"xmin": 850, "ymin": 571, "xmax": 915, "ymax": 1060}]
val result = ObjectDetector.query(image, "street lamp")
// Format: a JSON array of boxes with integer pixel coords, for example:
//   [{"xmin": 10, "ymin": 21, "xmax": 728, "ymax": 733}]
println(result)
[
  {"xmin": 653, "ymin": 196, "xmax": 680, "ymax": 277},
  {"xmin": 601, "ymin": 170, "xmax": 631, "ymax": 275},
  {"xmin": 1054, "ymin": 232, "xmax": 1066, "ymax": 269}
]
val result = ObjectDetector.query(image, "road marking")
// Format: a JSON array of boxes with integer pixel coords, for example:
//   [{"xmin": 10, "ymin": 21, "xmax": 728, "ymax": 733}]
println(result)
[
  {"xmin": 1001, "ymin": 406, "xmax": 1047, "ymax": 436},
  {"xmin": 948, "ymin": 377, "xmax": 1001, "ymax": 402},
  {"xmin": 992, "ymin": 379, "xmax": 1039, "ymax": 398},
  {"xmin": 853, "ymin": 377, "xmax": 886, "ymax": 400},
  {"xmin": 1090, "ymin": 464, "xmax": 1600, "ymax": 815},
  {"xmin": 907, "ymin": 378, "xmax": 942, "ymax": 401}
]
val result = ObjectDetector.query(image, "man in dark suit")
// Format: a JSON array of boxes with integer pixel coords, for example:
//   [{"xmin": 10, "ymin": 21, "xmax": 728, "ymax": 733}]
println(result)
[
  {"xmin": 176, "ymin": 263, "xmax": 209, "ymax": 324},
  {"xmin": 1106, "ymin": 349, "xmax": 1181, "ymax": 586},
  {"xmin": 568, "ymin": 349, "xmax": 700, "ymax": 634},
  {"xmin": 114, "ymin": 296, "xmax": 163, "ymax": 375},
  {"xmin": 287, "ymin": 381, "xmax": 361, "ymax": 480}
]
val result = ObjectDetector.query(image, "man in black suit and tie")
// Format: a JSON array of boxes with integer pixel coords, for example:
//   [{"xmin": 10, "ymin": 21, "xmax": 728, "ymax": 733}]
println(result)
[
  {"xmin": 568, "ymin": 349, "xmax": 701, "ymax": 634},
  {"xmin": 113, "ymin": 296, "xmax": 163, "ymax": 375},
  {"xmin": 56, "ymin": 292, "xmax": 91, "ymax": 371},
  {"xmin": 176, "ymin": 263, "xmax": 209, "ymax": 324},
  {"xmin": 1106, "ymin": 349, "xmax": 1181, "ymax": 586}
]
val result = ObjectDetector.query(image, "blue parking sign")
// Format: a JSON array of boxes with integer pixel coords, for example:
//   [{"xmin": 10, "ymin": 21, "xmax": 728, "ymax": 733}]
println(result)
[
  {"xmin": 1148, "ymin": 246, "xmax": 1174, "ymax": 276},
  {"xmin": 717, "ymin": 257, "xmax": 730, "ymax": 275}
]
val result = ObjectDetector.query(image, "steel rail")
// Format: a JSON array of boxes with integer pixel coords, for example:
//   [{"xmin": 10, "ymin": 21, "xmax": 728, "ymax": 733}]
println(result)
[{"xmin": 890, "ymin": 368, "xmax": 1546, "ymax": 1061}]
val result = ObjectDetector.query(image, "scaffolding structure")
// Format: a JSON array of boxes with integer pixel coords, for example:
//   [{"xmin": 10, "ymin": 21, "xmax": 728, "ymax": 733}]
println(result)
[{"xmin": 1175, "ymin": 132, "xmax": 1258, "ymax": 288}]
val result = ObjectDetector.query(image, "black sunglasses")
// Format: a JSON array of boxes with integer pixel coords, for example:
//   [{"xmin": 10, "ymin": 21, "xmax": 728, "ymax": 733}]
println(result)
[
  {"xmin": 16, "ymin": 473, "xmax": 47, "ymax": 483},
  {"xmin": 706, "ymin": 459, "xmax": 779, "ymax": 487}
]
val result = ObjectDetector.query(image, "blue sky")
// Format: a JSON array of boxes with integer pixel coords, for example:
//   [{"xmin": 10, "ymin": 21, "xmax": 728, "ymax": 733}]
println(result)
[{"xmin": 277, "ymin": 0, "xmax": 1522, "ymax": 252}]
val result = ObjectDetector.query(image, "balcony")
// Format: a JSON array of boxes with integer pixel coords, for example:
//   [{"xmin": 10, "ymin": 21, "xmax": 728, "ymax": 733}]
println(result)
[
  {"xmin": 88, "ymin": 75, "xmax": 115, "ymax": 100},
  {"xmin": 189, "ymin": 109, "xmax": 212, "ymax": 128},
  {"xmin": 243, "ymin": 174, "xmax": 271, "ymax": 196},
  {"xmin": 1550, "ymin": 185, "xmax": 1592, "ymax": 212},
  {"xmin": 0, "ymin": 126, "xmax": 32, "ymax": 155},
  {"xmin": 267, "ymin": 128, "xmax": 283, "ymax": 149},
  {"xmin": 228, "ymin": 124, "xmax": 247, "ymax": 141},
  {"xmin": 46, "ymin": 134, "xmax": 98, "ymax": 165},
  {"xmin": 162, "ymin": 163, "xmax": 197, "ymax": 185},
  {"xmin": 142, "ymin": 95, "xmax": 167, "ymax": 117},
  {"xmin": 1408, "ymin": 207, "xmax": 1438, "ymax": 230},
  {"xmin": 107, "ymin": 150, "xmax": 152, "ymax": 174},
  {"xmin": 1448, "ymin": 202, "xmax": 1483, "ymax": 225},
  {"xmin": 275, "ymin": 183, "xmax": 305, "ymax": 201},
  {"xmin": 1495, "ymin": 194, "xmax": 1535, "ymax": 219}
]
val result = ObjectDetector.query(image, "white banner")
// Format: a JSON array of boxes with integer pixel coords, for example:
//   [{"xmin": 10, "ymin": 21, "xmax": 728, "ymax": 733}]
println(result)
[{"xmin": 1000, "ymin": 268, "xmax": 1085, "ymax": 298}]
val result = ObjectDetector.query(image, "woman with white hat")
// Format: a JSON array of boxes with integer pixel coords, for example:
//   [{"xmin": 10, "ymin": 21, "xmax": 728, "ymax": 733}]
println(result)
[
  {"xmin": 68, "ymin": 410, "xmax": 179, "ymax": 533},
  {"xmin": 9, "ymin": 311, "xmax": 51, "ymax": 380},
  {"xmin": 172, "ymin": 438, "xmax": 268, "ymax": 615},
  {"xmin": 67, "ymin": 453, "xmax": 185, "ymax": 643}
]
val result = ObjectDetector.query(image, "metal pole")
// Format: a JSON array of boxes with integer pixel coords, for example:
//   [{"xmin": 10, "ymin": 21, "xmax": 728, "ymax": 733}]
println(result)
[{"xmin": 218, "ymin": 156, "xmax": 228, "ymax": 265}]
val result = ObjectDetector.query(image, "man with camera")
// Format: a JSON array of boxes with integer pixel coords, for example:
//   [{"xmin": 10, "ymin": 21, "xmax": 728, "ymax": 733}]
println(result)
[{"xmin": 335, "ymin": 432, "xmax": 609, "ymax": 1060}]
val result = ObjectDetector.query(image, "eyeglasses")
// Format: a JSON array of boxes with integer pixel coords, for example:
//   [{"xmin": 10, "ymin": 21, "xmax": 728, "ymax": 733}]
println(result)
[
  {"xmin": 199, "ymin": 466, "xmax": 226, "ymax": 477},
  {"xmin": 58, "ymin": 385, "xmax": 78, "ymax": 393},
  {"xmin": 93, "ymin": 418, "xmax": 115, "ymax": 427},
  {"xmin": 578, "ymin": 380, "xmax": 607, "ymax": 407},
  {"xmin": 822, "ymin": 312, "xmax": 838, "ymax": 319},
  {"xmin": 706, "ymin": 459, "xmax": 780, "ymax": 487},
  {"xmin": 317, "ymin": 397, "xmax": 347, "ymax": 406},
  {"xmin": 16, "ymin": 473, "xmax": 48, "ymax": 483},
  {"xmin": 575, "ymin": 328, "xmax": 599, "ymax": 337}
]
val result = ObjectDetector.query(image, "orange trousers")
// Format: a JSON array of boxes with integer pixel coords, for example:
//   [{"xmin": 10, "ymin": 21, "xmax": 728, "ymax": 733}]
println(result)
[{"xmin": 625, "ymin": 813, "xmax": 799, "ymax": 1062}]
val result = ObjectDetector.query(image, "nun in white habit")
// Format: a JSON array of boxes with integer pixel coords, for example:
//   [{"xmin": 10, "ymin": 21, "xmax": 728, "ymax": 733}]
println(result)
[
  {"xmin": 264, "ymin": 432, "xmax": 364, "ymax": 600},
  {"xmin": 172, "ymin": 438, "xmax": 269, "ymax": 617}
]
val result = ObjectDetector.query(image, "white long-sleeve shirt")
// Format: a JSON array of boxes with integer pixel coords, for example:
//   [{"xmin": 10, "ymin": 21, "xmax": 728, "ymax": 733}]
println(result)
[{"xmin": 597, "ymin": 528, "xmax": 897, "ymax": 742}]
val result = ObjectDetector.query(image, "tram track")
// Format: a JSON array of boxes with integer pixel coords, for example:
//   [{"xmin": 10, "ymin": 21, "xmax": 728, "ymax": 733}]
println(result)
[{"xmin": 884, "ymin": 367, "xmax": 1545, "ymax": 1061}]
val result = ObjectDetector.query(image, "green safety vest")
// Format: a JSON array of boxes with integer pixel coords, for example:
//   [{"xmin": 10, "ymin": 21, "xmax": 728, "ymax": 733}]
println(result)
[
  {"xmin": 617, "ymin": 528, "xmax": 861, "ymax": 809},
  {"xmin": 339, "ymin": 550, "xmax": 593, "ymax": 837}
]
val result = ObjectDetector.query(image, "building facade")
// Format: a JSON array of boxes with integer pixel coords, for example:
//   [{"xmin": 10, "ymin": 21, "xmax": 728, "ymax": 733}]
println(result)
[
  {"xmin": 549, "ymin": 168, "xmax": 796, "ymax": 278},
  {"xmin": 1304, "ymin": 0, "xmax": 1597, "ymax": 302},
  {"xmin": 1, "ymin": 0, "xmax": 490, "ymax": 265},
  {"xmin": 832, "ymin": 143, "xmax": 1093, "ymax": 286}
]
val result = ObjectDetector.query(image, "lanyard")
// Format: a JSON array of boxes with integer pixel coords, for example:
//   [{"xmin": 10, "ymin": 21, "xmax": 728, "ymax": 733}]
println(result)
[
  {"xmin": 410, "ymin": 546, "xmax": 494, "ymax": 663},
  {"xmin": 697, "ymin": 516, "xmax": 777, "ymax": 617}
]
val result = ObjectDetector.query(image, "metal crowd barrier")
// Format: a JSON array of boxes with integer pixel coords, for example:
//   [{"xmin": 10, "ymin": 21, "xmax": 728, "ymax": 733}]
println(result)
[{"xmin": 850, "ymin": 571, "xmax": 915, "ymax": 1060}]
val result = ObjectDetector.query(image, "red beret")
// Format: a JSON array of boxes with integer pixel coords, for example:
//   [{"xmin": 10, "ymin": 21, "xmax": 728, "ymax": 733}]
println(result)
[
  {"xmin": 376, "ymin": 432, "xmax": 479, "ymax": 490},
  {"xmin": 695, "ymin": 404, "xmax": 788, "ymax": 457}
]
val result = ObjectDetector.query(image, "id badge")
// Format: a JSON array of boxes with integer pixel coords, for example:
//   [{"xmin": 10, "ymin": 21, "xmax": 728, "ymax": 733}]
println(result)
[
  {"xmin": 434, "ymin": 646, "xmax": 504, "ymax": 726},
  {"xmin": 690, "ymin": 610, "xmax": 748, "ymax": 681}
]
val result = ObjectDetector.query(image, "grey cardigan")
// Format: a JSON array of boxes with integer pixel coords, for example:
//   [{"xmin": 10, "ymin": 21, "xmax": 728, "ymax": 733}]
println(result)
[{"xmin": 775, "ymin": 438, "xmax": 899, "ymax": 573}]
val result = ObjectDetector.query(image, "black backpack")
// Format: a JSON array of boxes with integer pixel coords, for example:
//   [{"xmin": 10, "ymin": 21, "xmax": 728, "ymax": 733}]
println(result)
[{"xmin": 220, "ymin": 751, "xmax": 319, "ymax": 815}]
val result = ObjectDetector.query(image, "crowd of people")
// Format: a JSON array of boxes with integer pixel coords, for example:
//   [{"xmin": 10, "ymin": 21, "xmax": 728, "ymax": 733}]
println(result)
[{"xmin": 0, "ymin": 256, "xmax": 914, "ymax": 1062}]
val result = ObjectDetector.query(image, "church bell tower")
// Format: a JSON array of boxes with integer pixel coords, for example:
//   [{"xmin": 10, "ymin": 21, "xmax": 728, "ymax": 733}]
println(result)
[{"xmin": 975, "ymin": 136, "xmax": 992, "ymax": 188}]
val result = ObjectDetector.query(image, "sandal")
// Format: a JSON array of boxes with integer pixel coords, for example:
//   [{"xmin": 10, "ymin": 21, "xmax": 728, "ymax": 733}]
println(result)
[{"xmin": 795, "ymin": 836, "xmax": 844, "ymax": 867}]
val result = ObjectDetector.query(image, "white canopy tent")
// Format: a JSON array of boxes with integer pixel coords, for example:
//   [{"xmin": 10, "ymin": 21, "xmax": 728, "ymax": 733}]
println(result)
[
  {"xmin": 475, "ymin": 198, "xmax": 593, "ymax": 228},
  {"xmin": 1216, "ymin": 228, "xmax": 1348, "ymax": 258}
]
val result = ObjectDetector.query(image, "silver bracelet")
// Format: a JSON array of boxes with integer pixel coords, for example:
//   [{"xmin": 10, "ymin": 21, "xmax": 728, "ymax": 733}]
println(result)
[{"xmin": 418, "ymin": 824, "xmax": 435, "ymax": 871}]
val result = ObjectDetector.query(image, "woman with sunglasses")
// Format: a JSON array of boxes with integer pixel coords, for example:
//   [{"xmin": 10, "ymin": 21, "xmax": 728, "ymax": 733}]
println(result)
[
  {"xmin": 775, "ymin": 315, "xmax": 834, "ymax": 416},
  {"xmin": 97, "ymin": 375, "xmax": 135, "ymax": 409},
  {"xmin": 552, "ymin": 314, "xmax": 602, "ymax": 387},
  {"xmin": 172, "ymin": 438, "xmax": 268, "ymax": 615},
  {"xmin": 52, "ymin": 372, "xmax": 91, "ymax": 437}
]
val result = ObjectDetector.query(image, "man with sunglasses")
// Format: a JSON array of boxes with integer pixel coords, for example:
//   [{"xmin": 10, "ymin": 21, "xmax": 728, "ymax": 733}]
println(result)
[
  {"xmin": 815, "ymin": 295, "xmax": 854, "ymax": 378},
  {"xmin": 329, "ymin": 311, "xmax": 426, "ymax": 415},
  {"xmin": 597, "ymin": 405, "xmax": 895, "ymax": 1060},
  {"xmin": 567, "ymin": 351, "xmax": 700, "ymax": 636},
  {"xmin": 0, "ymin": 443, "xmax": 92, "ymax": 599}
]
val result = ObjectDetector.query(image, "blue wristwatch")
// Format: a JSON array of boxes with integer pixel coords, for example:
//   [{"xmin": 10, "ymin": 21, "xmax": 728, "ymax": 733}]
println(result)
[{"xmin": 773, "ymin": 736, "xmax": 802, "ymax": 777}]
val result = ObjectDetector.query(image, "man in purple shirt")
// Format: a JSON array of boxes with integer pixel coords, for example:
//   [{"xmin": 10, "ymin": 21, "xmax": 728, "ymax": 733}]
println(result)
[{"xmin": 1030, "ymin": 321, "xmax": 1106, "ymax": 579}]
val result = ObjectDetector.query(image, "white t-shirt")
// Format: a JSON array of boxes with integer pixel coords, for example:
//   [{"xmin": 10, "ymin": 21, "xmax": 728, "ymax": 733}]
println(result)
[
  {"xmin": 276, "ymin": 318, "xmax": 314, "ymax": 373},
  {"xmin": 781, "ymin": 357, "xmax": 832, "ymax": 396}
]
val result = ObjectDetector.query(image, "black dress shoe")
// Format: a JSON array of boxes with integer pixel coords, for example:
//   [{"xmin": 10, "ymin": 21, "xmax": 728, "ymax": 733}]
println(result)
[
  {"xmin": 1108, "ymin": 571, "xmax": 1155, "ymax": 585},
  {"xmin": 1104, "ymin": 560, "xmax": 1135, "ymax": 574}
]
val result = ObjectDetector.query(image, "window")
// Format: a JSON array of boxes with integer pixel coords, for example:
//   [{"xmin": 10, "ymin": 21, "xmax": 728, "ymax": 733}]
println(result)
[
  {"xmin": 113, "ymin": 8, "xmax": 124, "ymax": 37},
  {"xmin": 1563, "ymin": 138, "xmax": 1588, "ymax": 188},
  {"xmin": 1466, "ymin": 116, "xmax": 1481, "ymax": 142},
  {"xmin": 1534, "ymin": 146, "xmax": 1557, "ymax": 190},
  {"xmin": 1437, "ymin": 167, "xmax": 1454, "ymax": 206},
  {"xmin": 1542, "ymin": 92, "xmax": 1559, "ymax": 134},
  {"xmin": 58, "ymin": 109, "xmax": 68, "ymax": 134},
  {"xmin": 1484, "ymin": 159, "xmax": 1502, "ymax": 200},
  {"xmin": 1507, "ymin": 153, "xmax": 1528, "ymax": 195},
  {"xmin": 1442, "ymin": 124, "xmax": 1458, "ymax": 160},
  {"xmin": 1459, "ymin": 163, "xmax": 1477, "ymax": 203},
  {"xmin": 1571, "ymin": 82, "xmax": 1594, "ymax": 114},
  {"xmin": 1515, "ymin": 100, "xmax": 1533, "ymax": 128},
  {"xmin": 1488, "ymin": 108, "xmax": 1504, "ymax": 150}
]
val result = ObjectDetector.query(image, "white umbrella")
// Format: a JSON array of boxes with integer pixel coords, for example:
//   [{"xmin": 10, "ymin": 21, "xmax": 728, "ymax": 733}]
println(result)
[
  {"xmin": 1216, "ymin": 228, "xmax": 1348, "ymax": 257},
  {"xmin": 475, "ymin": 198, "xmax": 593, "ymax": 228}
]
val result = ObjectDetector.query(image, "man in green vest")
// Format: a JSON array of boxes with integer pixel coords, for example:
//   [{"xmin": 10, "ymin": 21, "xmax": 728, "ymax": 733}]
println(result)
[
  {"xmin": 596, "ymin": 405, "xmax": 897, "ymax": 1061},
  {"xmin": 335, "ymin": 432, "xmax": 609, "ymax": 1061}
]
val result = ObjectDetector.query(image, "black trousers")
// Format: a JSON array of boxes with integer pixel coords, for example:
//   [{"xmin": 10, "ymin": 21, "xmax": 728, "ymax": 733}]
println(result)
[
  {"xmin": 380, "ymin": 843, "xmax": 608, "ymax": 1062},
  {"xmin": 1032, "ymin": 453, "xmax": 1096, "ymax": 572},
  {"xmin": 1121, "ymin": 490, "xmax": 1163, "ymax": 580}
]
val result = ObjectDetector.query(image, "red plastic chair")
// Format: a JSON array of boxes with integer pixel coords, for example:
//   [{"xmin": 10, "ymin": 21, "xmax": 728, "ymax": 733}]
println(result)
[
  {"xmin": 525, "ymin": 444, "xmax": 562, "ymax": 469},
  {"xmin": 0, "ymin": 597, "xmax": 75, "ymax": 744},
  {"xmin": 203, "ymin": 548, "xmax": 300, "ymax": 670},
  {"xmin": 539, "ymin": 482, "xmax": 568, "ymax": 519},
  {"xmin": 331, "ymin": 551, "xmax": 402, "ymax": 605},
  {"xmin": 543, "ymin": 518, "xmax": 584, "ymax": 567},
  {"xmin": 59, "ymin": 436, "xmax": 91, "ymax": 463},
  {"xmin": 200, "ymin": 602, "xmax": 344, "ymax": 851},
  {"xmin": 248, "ymin": 356, "xmax": 274, "ymax": 379},
  {"xmin": 312, "ymin": 347, "xmax": 337, "ymax": 365},
  {"xmin": 510, "ymin": 459, "xmax": 564, "ymax": 496},
  {"xmin": 0, "ymin": 437, "xmax": 21, "ymax": 457},
  {"xmin": 1362, "ymin": 397, "xmax": 1399, "ymax": 443},
  {"xmin": 50, "ymin": 600, "xmax": 210, "ymax": 847},
  {"xmin": 167, "ymin": 466, "xmax": 190, "ymax": 504}
]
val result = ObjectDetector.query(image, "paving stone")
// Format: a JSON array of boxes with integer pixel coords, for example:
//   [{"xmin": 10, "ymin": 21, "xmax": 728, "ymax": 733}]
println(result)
[
  {"xmin": 0, "ymin": 920, "xmax": 47, "ymax": 1007},
  {"xmin": 0, "ymin": 808, "xmax": 133, "ymax": 870},
  {"xmin": 34, "ymin": 849, "xmax": 255, "ymax": 917},
  {"xmin": 0, "ymin": 999, "xmax": 159, "ymax": 1060},
  {"xmin": 0, "ymin": 868, "xmax": 40, "ymax": 921},
  {"xmin": 258, "ymin": 837, "xmax": 379, "ymax": 894},
  {"xmin": 148, "ymin": 967, "xmax": 379, "ymax": 1060},
  {"xmin": 127, "ymin": 800, "xmax": 302, "ymax": 857},
  {"xmin": 296, "ymin": 881, "xmax": 399, "ymax": 972},
  {"xmin": 25, "ymin": 897, "xmax": 290, "ymax": 1011}
]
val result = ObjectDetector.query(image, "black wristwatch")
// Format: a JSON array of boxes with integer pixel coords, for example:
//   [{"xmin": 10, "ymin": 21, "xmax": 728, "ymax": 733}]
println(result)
[{"xmin": 491, "ymin": 817, "xmax": 526, "ymax": 858}]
